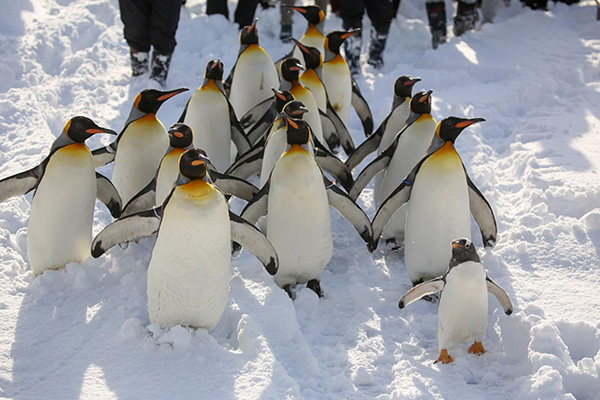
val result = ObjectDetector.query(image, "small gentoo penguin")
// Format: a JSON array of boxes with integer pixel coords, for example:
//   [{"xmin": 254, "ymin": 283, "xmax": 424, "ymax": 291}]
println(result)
[
  {"xmin": 227, "ymin": 20, "xmax": 280, "ymax": 120},
  {"xmin": 178, "ymin": 59, "xmax": 251, "ymax": 172},
  {"xmin": 0, "ymin": 116, "xmax": 120, "ymax": 275},
  {"xmin": 92, "ymin": 87, "xmax": 189, "ymax": 205},
  {"xmin": 91, "ymin": 149, "xmax": 278, "ymax": 330},
  {"xmin": 293, "ymin": 39, "xmax": 354, "ymax": 155},
  {"xmin": 321, "ymin": 30, "xmax": 374, "ymax": 137},
  {"xmin": 121, "ymin": 126, "xmax": 259, "ymax": 217},
  {"xmin": 280, "ymin": 57, "xmax": 328, "ymax": 151},
  {"xmin": 346, "ymin": 75, "xmax": 422, "ymax": 171},
  {"xmin": 399, "ymin": 238, "xmax": 513, "ymax": 364},
  {"xmin": 241, "ymin": 116, "xmax": 372, "ymax": 299},
  {"xmin": 370, "ymin": 117, "xmax": 497, "ymax": 286}
]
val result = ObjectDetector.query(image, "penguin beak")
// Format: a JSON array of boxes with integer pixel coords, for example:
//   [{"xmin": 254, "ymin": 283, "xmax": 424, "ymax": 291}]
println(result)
[
  {"xmin": 452, "ymin": 242, "xmax": 465, "ymax": 249},
  {"xmin": 419, "ymin": 90, "xmax": 433, "ymax": 103},
  {"xmin": 291, "ymin": 38, "xmax": 309, "ymax": 54},
  {"xmin": 248, "ymin": 19, "xmax": 258, "ymax": 33},
  {"xmin": 158, "ymin": 87, "xmax": 189, "ymax": 101},
  {"xmin": 405, "ymin": 77, "xmax": 421, "ymax": 86},
  {"xmin": 341, "ymin": 30, "xmax": 359, "ymax": 39},
  {"xmin": 455, "ymin": 117, "xmax": 486, "ymax": 128},
  {"xmin": 283, "ymin": 115, "xmax": 300, "ymax": 129},
  {"xmin": 86, "ymin": 127, "xmax": 117, "ymax": 135},
  {"xmin": 272, "ymin": 89, "xmax": 287, "ymax": 101},
  {"xmin": 288, "ymin": 6, "xmax": 307, "ymax": 13}
]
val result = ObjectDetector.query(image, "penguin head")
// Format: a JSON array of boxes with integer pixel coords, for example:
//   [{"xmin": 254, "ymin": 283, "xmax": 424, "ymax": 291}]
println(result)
[
  {"xmin": 168, "ymin": 123, "xmax": 194, "ymax": 148},
  {"xmin": 179, "ymin": 148, "xmax": 211, "ymax": 180},
  {"xmin": 134, "ymin": 88, "xmax": 189, "ymax": 114},
  {"xmin": 292, "ymin": 39, "xmax": 323, "ymax": 70},
  {"xmin": 325, "ymin": 30, "xmax": 359, "ymax": 54},
  {"xmin": 409, "ymin": 90, "xmax": 433, "ymax": 115},
  {"xmin": 283, "ymin": 116, "xmax": 312, "ymax": 152},
  {"xmin": 394, "ymin": 75, "xmax": 421, "ymax": 98},
  {"xmin": 64, "ymin": 116, "xmax": 117, "ymax": 142},
  {"xmin": 240, "ymin": 20, "xmax": 259, "ymax": 45},
  {"xmin": 204, "ymin": 59, "xmax": 224, "ymax": 80},
  {"xmin": 282, "ymin": 100, "xmax": 309, "ymax": 120},
  {"xmin": 280, "ymin": 57, "xmax": 305, "ymax": 82},
  {"xmin": 271, "ymin": 88, "xmax": 295, "ymax": 113},
  {"xmin": 450, "ymin": 238, "xmax": 481, "ymax": 266},
  {"xmin": 287, "ymin": 5, "xmax": 325, "ymax": 25},
  {"xmin": 436, "ymin": 117, "xmax": 486, "ymax": 143}
]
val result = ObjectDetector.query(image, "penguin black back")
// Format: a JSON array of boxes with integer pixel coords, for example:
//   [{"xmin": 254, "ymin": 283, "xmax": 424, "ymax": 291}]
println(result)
[{"xmin": 168, "ymin": 123, "xmax": 194, "ymax": 148}]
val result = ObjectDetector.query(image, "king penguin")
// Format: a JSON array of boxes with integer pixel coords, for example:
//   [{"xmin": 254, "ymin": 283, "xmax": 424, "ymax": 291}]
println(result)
[
  {"xmin": 322, "ymin": 30, "xmax": 374, "ymax": 137},
  {"xmin": 346, "ymin": 75, "xmax": 422, "ymax": 171},
  {"xmin": 0, "ymin": 116, "xmax": 121, "ymax": 275},
  {"xmin": 288, "ymin": 5, "xmax": 326, "ymax": 63},
  {"xmin": 399, "ymin": 238, "xmax": 513, "ymax": 364},
  {"xmin": 91, "ymin": 149, "xmax": 278, "ymax": 330},
  {"xmin": 349, "ymin": 90, "xmax": 436, "ymax": 243},
  {"xmin": 227, "ymin": 20, "xmax": 280, "ymax": 120},
  {"xmin": 92, "ymin": 87, "xmax": 189, "ymax": 205},
  {"xmin": 178, "ymin": 59, "xmax": 251, "ymax": 172},
  {"xmin": 369, "ymin": 117, "xmax": 498, "ymax": 286},
  {"xmin": 241, "ymin": 116, "xmax": 372, "ymax": 299}
]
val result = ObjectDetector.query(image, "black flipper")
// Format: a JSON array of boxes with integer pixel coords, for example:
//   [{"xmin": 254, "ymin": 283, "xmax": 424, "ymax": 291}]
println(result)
[
  {"xmin": 229, "ymin": 211, "xmax": 278, "ymax": 275},
  {"xmin": 344, "ymin": 117, "xmax": 386, "ymax": 171},
  {"xmin": 314, "ymin": 149, "xmax": 354, "ymax": 192},
  {"xmin": 320, "ymin": 109, "xmax": 341, "ymax": 151},
  {"xmin": 178, "ymin": 97, "xmax": 191, "ymax": 123},
  {"xmin": 351, "ymin": 77, "xmax": 374, "ymax": 137},
  {"xmin": 91, "ymin": 207, "xmax": 162, "ymax": 258},
  {"xmin": 92, "ymin": 141, "xmax": 117, "ymax": 168},
  {"xmin": 325, "ymin": 179, "xmax": 373, "ymax": 243},
  {"xmin": 0, "ymin": 165, "xmax": 42, "ymax": 204},
  {"xmin": 225, "ymin": 145, "xmax": 265, "ymax": 180},
  {"xmin": 486, "ymin": 276, "xmax": 513, "ymax": 315},
  {"xmin": 240, "ymin": 180, "xmax": 270, "ymax": 225},
  {"xmin": 349, "ymin": 151, "xmax": 393, "ymax": 201},
  {"xmin": 466, "ymin": 172, "xmax": 498, "ymax": 248},
  {"xmin": 326, "ymin": 100, "xmax": 355, "ymax": 156},
  {"xmin": 228, "ymin": 100, "xmax": 252, "ymax": 156},
  {"xmin": 95, "ymin": 172, "xmax": 122, "ymax": 218},
  {"xmin": 209, "ymin": 170, "xmax": 259, "ymax": 201},
  {"xmin": 121, "ymin": 178, "xmax": 157, "ymax": 217},
  {"xmin": 239, "ymin": 97, "xmax": 274, "ymax": 131}
]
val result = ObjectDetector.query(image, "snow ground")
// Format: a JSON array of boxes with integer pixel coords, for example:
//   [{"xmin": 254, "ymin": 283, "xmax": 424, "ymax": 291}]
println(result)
[{"xmin": 0, "ymin": 0, "xmax": 599, "ymax": 398}]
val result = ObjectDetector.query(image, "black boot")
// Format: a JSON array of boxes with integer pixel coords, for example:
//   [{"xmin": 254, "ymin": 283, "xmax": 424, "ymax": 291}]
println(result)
[
  {"xmin": 280, "ymin": 24, "xmax": 292, "ymax": 43},
  {"xmin": 367, "ymin": 28, "xmax": 387, "ymax": 69},
  {"xmin": 521, "ymin": 0, "xmax": 548, "ymax": 9},
  {"xmin": 150, "ymin": 52, "xmax": 172, "ymax": 87},
  {"xmin": 453, "ymin": 1, "xmax": 478, "ymax": 36},
  {"xmin": 426, "ymin": 2, "xmax": 447, "ymax": 49},
  {"xmin": 130, "ymin": 50, "xmax": 149, "ymax": 76},
  {"xmin": 343, "ymin": 31, "xmax": 362, "ymax": 75}
]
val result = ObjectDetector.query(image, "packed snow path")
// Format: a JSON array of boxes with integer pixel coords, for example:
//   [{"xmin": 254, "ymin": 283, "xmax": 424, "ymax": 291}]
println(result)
[{"xmin": 0, "ymin": 0, "xmax": 599, "ymax": 398}]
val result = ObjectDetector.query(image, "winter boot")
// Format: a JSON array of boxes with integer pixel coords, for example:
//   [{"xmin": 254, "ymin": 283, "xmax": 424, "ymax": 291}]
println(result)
[
  {"xmin": 426, "ymin": 2, "xmax": 447, "ymax": 49},
  {"xmin": 150, "ymin": 52, "xmax": 172, "ymax": 87},
  {"xmin": 130, "ymin": 50, "xmax": 149, "ymax": 76},
  {"xmin": 280, "ymin": 24, "xmax": 292, "ymax": 43},
  {"xmin": 367, "ymin": 28, "xmax": 387, "ymax": 69},
  {"xmin": 521, "ymin": 0, "xmax": 548, "ymax": 9},
  {"xmin": 453, "ymin": 1, "xmax": 478, "ymax": 37},
  {"xmin": 343, "ymin": 30, "xmax": 362, "ymax": 75}
]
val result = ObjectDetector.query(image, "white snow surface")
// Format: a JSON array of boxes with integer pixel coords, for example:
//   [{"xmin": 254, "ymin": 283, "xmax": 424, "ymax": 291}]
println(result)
[{"xmin": 1, "ymin": 0, "xmax": 600, "ymax": 398}]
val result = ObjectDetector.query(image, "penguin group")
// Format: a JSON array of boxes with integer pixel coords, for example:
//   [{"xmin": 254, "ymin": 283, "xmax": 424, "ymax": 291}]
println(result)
[{"xmin": 0, "ymin": 5, "xmax": 513, "ymax": 365}]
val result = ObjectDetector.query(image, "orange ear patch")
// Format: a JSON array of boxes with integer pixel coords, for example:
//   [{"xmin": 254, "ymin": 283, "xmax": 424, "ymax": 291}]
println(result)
[
  {"xmin": 291, "ymin": 7, "xmax": 306, "ymax": 13},
  {"xmin": 456, "ymin": 121, "xmax": 475, "ymax": 128},
  {"xmin": 157, "ymin": 92, "xmax": 178, "ymax": 101},
  {"xmin": 173, "ymin": 131, "xmax": 184, "ymax": 138},
  {"xmin": 341, "ymin": 32, "xmax": 355, "ymax": 39},
  {"xmin": 191, "ymin": 160, "xmax": 206, "ymax": 166}
]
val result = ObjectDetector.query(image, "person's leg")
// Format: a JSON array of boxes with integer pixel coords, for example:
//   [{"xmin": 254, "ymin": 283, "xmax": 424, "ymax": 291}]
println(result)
[
  {"xmin": 206, "ymin": 0, "xmax": 229, "ymax": 18},
  {"xmin": 453, "ymin": 0, "xmax": 478, "ymax": 37},
  {"xmin": 150, "ymin": 0, "xmax": 182, "ymax": 86},
  {"xmin": 120, "ymin": 0, "xmax": 152, "ymax": 75},
  {"xmin": 340, "ymin": 0, "xmax": 364, "ymax": 74},
  {"xmin": 425, "ymin": 0, "xmax": 447, "ymax": 49},
  {"xmin": 280, "ymin": 0, "xmax": 295, "ymax": 42},
  {"xmin": 234, "ymin": 0, "xmax": 261, "ymax": 29},
  {"xmin": 365, "ymin": 0, "xmax": 393, "ymax": 68}
]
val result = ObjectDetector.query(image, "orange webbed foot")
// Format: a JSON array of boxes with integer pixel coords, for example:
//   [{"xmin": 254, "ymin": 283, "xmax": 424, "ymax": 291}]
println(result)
[
  {"xmin": 468, "ymin": 341, "xmax": 486, "ymax": 356},
  {"xmin": 435, "ymin": 349, "xmax": 454, "ymax": 364}
]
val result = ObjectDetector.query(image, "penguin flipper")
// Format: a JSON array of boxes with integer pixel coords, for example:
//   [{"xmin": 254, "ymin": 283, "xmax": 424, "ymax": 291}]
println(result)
[
  {"xmin": 325, "ymin": 100, "xmax": 355, "ymax": 156},
  {"xmin": 349, "ymin": 152, "xmax": 392, "ymax": 201},
  {"xmin": 344, "ymin": 127, "xmax": 383, "ymax": 171},
  {"xmin": 91, "ymin": 208, "xmax": 162, "ymax": 258},
  {"xmin": 370, "ymin": 182, "xmax": 411, "ymax": 252},
  {"xmin": 178, "ymin": 97, "xmax": 191, "ymax": 123},
  {"xmin": 325, "ymin": 180, "xmax": 373, "ymax": 244},
  {"xmin": 0, "ymin": 166, "xmax": 41, "ymax": 204},
  {"xmin": 228, "ymin": 101, "xmax": 252, "ymax": 156},
  {"xmin": 95, "ymin": 172, "xmax": 122, "ymax": 218},
  {"xmin": 121, "ymin": 178, "xmax": 157, "ymax": 217},
  {"xmin": 314, "ymin": 149, "xmax": 354, "ymax": 192},
  {"xmin": 92, "ymin": 142, "xmax": 117, "ymax": 168},
  {"xmin": 247, "ymin": 119, "xmax": 273, "ymax": 147},
  {"xmin": 209, "ymin": 170, "xmax": 258, "ymax": 201},
  {"xmin": 229, "ymin": 212, "xmax": 278, "ymax": 275},
  {"xmin": 320, "ymin": 109, "xmax": 341, "ymax": 151},
  {"xmin": 239, "ymin": 97, "xmax": 273, "ymax": 130},
  {"xmin": 398, "ymin": 278, "xmax": 445, "ymax": 309},
  {"xmin": 466, "ymin": 173, "xmax": 498, "ymax": 248},
  {"xmin": 486, "ymin": 276, "xmax": 513, "ymax": 315},
  {"xmin": 241, "ymin": 180, "xmax": 270, "ymax": 225},
  {"xmin": 351, "ymin": 77, "xmax": 374, "ymax": 137},
  {"xmin": 225, "ymin": 145, "xmax": 264, "ymax": 180}
]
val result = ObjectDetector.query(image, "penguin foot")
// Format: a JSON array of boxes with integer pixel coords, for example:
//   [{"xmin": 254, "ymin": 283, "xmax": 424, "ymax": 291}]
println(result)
[
  {"xmin": 435, "ymin": 349, "xmax": 454, "ymax": 364},
  {"xmin": 422, "ymin": 294, "xmax": 439, "ymax": 303},
  {"xmin": 468, "ymin": 341, "xmax": 486, "ymax": 356},
  {"xmin": 283, "ymin": 284, "xmax": 296, "ymax": 300},
  {"xmin": 307, "ymin": 279, "xmax": 324, "ymax": 298}
]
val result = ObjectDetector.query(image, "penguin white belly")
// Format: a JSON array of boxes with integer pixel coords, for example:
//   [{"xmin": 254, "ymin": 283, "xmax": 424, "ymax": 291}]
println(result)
[
  {"xmin": 379, "ymin": 117, "xmax": 436, "ymax": 240},
  {"xmin": 155, "ymin": 148, "xmax": 185, "ymax": 206},
  {"xmin": 404, "ymin": 146, "xmax": 471, "ymax": 283},
  {"xmin": 147, "ymin": 181, "xmax": 231, "ymax": 330},
  {"xmin": 184, "ymin": 87, "xmax": 232, "ymax": 172},
  {"xmin": 438, "ymin": 262, "xmax": 488, "ymax": 349},
  {"xmin": 260, "ymin": 127, "xmax": 287, "ymax": 188},
  {"xmin": 322, "ymin": 56, "xmax": 352, "ymax": 127},
  {"xmin": 267, "ymin": 150, "xmax": 333, "ymax": 287},
  {"xmin": 229, "ymin": 45, "xmax": 279, "ymax": 119},
  {"xmin": 113, "ymin": 115, "xmax": 168, "ymax": 205},
  {"xmin": 291, "ymin": 84, "xmax": 327, "ymax": 149},
  {"xmin": 300, "ymin": 71, "xmax": 327, "ymax": 111},
  {"xmin": 28, "ymin": 144, "xmax": 96, "ymax": 275}
]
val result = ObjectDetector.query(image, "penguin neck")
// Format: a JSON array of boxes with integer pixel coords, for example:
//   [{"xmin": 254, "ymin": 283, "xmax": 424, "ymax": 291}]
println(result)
[
  {"xmin": 179, "ymin": 178, "xmax": 215, "ymax": 200},
  {"xmin": 301, "ymin": 69, "xmax": 320, "ymax": 84},
  {"xmin": 429, "ymin": 141, "xmax": 461, "ymax": 165},
  {"xmin": 126, "ymin": 104, "xmax": 148, "ymax": 125},
  {"xmin": 326, "ymin": 53, "xmax": 346, "ymax": 66},
  {"xmin": 392, "ymin": 95, "xmax": 409, "ymax": 110},
  {"xmin": 304, "ymin": 24, "xmax": 323, "ymax": 37},
  {"xmin": 201, "ymin": 78, "xmax": 222, "ymax": 93}
]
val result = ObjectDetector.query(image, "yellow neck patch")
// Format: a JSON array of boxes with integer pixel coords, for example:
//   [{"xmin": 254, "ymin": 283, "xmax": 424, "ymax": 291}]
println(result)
[
  {"xmin": 428, "ymin": 142, "xmax": 461, "ymax": 166},
  {"xmin": 201, "ymin": 79, "xmax": 220, "ymax": 92},
  {"xmin": 178, "ymin": 179, "xmax": 215, "ymax": 201},
  {"xmin": 285, "ymin": 144, "xmax": 309, "ymax": 155}
]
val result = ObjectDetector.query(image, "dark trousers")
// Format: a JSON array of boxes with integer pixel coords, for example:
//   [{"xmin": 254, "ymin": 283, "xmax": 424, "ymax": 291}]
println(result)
[
  {"xmin": 119, "ymin": 0, "xmax": 182, "ymax": 54},
  {"xmin": 340, "ymin": 0, "xmax": 394, "ymax": 34},
  {"xmin": 207, "ymin": 0, "xmax": 261, "ymax": 29}
]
